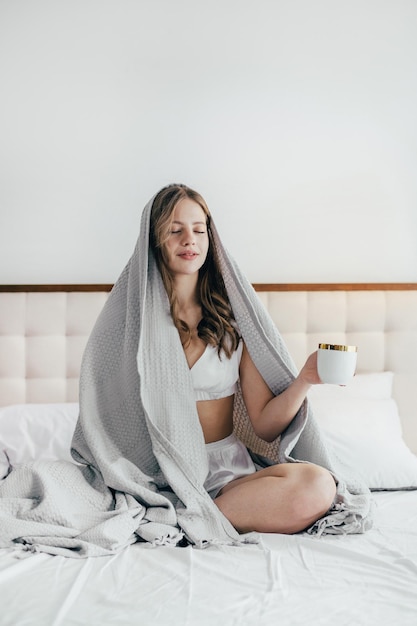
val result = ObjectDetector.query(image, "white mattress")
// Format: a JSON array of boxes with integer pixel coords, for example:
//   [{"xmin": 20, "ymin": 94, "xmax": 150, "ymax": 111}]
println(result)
[{"xmin": 1, "ymin": 491, "xmax": 416, "ymax": 626}]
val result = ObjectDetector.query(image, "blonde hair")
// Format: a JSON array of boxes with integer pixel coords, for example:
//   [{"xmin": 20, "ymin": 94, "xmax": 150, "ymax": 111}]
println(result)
[{"xmin": 150, "ymin": 184, "xmax": 240, "ymax": 358}]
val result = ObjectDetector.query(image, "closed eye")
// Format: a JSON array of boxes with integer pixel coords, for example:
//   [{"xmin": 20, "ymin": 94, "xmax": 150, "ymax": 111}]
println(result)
[{"xmin": 170, "ymin": 229, "xmax": 206, "ymax": 235}]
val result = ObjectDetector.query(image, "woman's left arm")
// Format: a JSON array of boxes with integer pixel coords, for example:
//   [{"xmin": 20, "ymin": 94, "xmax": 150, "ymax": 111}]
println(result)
[{"xmin": 239, "ymin": 343, "xmax": 321, "ymax": 443}]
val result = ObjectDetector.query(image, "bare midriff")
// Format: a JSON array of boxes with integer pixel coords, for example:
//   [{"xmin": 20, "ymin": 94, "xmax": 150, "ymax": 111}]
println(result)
[
  {"xmin": 197, "ymin": 396, "xmax": 235, "ymax": 444},
  {"xmin": 182, "ymin": 333, "xmax": 236, "ymax": 444}
]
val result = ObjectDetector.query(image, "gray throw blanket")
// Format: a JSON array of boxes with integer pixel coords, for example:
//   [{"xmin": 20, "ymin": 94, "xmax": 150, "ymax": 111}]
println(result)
[{"xmin": 0, "ymin": 193, "xmax": 372, "ymax": 557}]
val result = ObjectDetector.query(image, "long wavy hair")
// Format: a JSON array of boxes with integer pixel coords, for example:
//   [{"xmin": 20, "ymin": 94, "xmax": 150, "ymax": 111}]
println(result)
[{"xmin": 149, "ymin": 184, "xmax": 240, "ymax": 358}]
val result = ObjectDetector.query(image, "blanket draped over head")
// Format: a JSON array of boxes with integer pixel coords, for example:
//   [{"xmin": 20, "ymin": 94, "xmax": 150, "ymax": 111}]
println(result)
[{"xmin": 0, "ymin": 191, "xmax": 372, "ymax": 557}]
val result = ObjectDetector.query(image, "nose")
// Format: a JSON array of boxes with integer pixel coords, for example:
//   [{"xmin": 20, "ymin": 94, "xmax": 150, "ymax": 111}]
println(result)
[{"xmin": 181, "ymin": 228, "xmax": 195, "ymax": 246}]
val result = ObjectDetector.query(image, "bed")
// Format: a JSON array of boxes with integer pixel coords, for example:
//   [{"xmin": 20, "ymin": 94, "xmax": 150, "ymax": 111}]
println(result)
[{"xmin": 0, "ymin": 283, "xmax": 417, "ymax": 626}]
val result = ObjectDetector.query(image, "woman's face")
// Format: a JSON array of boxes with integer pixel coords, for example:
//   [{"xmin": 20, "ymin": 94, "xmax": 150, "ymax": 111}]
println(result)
[{"xmin": 163, "ymin": 197, "xmax": 210, "ymax": 277}]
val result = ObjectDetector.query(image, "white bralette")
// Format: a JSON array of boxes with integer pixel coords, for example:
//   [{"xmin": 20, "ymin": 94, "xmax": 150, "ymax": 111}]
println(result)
[{"xmin": 190, "ymin": 341, "xmax": 243, "ymax": 401}]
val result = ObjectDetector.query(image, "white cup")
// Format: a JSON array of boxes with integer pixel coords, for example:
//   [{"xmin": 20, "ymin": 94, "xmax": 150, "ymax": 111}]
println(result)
[{"xmin": 317, "ymin": 343, "xmax": 357, "ymax": 385}]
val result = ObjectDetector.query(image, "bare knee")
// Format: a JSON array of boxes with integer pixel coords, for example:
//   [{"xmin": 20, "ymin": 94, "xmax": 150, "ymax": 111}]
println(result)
[
  {"xmin": 290, "ymin": 464, "xmax": 336, "ymax": 531},
  {"xmin": 214, "ymin": 462, "xmax": 336, "ymax": 535}
]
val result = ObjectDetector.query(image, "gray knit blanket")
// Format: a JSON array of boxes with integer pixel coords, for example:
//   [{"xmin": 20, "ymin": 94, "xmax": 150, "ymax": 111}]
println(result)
[{"xmin": 0, "ymin": 194, "xmax": 372, "ymax": 557}]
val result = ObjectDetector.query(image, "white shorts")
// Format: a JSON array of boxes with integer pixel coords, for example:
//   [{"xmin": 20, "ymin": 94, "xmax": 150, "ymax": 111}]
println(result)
[{"xmin": 204, "ymin": 433, "xmax": 257, "ymax": 499}]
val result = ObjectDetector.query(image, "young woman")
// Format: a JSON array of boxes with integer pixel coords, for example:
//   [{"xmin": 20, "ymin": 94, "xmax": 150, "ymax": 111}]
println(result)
[
  {"xmin": 149, "ymin": 184, "xmax": 337, "ymax": 535},
  {"xmin": 0, "ymin": 183, "xmax": 369, "ymax": 557}
]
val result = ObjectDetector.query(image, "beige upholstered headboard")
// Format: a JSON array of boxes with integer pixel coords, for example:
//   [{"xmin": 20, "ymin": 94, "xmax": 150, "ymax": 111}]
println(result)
[{"xmin": 1, "ymin": 283, "xmax": 416, "ymax": 452}]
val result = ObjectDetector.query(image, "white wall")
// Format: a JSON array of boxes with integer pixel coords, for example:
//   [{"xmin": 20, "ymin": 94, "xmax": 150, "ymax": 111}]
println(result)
[{"xmin": 1, "ymin": 0, "xmax": 416, "ymax": 284}]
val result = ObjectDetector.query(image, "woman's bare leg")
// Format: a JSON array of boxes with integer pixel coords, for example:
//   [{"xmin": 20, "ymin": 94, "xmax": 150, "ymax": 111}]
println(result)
[{"xmin": 214, "ymin": 463, "xmax": 336, "ymax": 534}]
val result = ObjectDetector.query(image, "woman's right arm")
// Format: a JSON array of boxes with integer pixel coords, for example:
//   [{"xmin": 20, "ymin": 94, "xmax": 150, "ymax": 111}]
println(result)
[{"xmin": 239, "ymin": 344, "xmax": 320, "ymax": 443}]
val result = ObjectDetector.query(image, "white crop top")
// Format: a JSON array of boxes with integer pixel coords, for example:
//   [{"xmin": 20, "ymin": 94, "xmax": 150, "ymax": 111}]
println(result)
[{"xmin": 190, "ymin": 341, "xmax": 243, "ymax": 401}]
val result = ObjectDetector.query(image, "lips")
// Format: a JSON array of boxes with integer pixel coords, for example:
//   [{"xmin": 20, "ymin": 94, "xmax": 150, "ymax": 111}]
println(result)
[{"xmin": 179, "ymin": 252, "xmax": 198, "ymax": 259}]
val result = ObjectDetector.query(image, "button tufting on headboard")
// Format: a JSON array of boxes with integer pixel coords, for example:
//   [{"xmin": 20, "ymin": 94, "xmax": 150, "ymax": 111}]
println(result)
[{"xmin": 0, "ymin": 284, "xmax": 416, "ymax": 453}]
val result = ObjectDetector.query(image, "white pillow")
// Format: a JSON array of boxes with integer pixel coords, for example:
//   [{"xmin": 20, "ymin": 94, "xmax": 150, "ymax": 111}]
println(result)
[
  {"xmin": 308, "ymin": 372, "xmax": 417, "ymax": 490},
  {"xmin": 0, "ymin": 403, "xmax": 79, "ymax": 479}
]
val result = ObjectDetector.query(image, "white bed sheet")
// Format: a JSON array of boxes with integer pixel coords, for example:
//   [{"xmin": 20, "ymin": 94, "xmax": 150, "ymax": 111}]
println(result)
[{"xmin": 1, "ymin": 491, "xmax": 416, "ymax": 626}]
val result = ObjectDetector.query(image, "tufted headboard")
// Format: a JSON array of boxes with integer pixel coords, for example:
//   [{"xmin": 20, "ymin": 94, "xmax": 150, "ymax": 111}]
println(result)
[{"xmin": 1, "ymin": 283, "xmax": 416, "ymax": 452}]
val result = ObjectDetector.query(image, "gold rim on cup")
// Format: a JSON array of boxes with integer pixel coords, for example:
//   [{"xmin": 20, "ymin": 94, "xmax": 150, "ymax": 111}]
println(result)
[{"xmin": 318, "ymin": 343, "xmax": 357, "ymax": 352}]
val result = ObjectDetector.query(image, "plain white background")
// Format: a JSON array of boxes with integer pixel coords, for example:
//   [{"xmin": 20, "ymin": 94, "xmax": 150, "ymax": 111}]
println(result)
[{"xmin": 1, "ymin": 0, "xmax": 416, "ymax": 284}]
